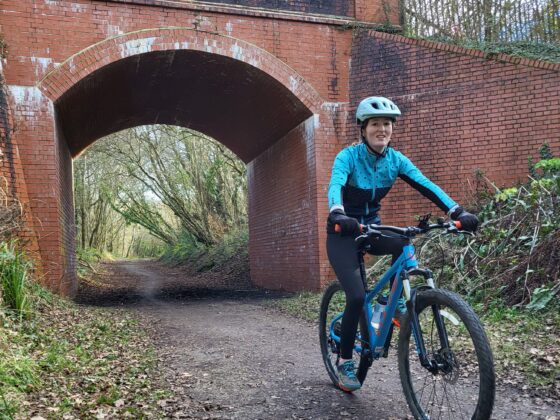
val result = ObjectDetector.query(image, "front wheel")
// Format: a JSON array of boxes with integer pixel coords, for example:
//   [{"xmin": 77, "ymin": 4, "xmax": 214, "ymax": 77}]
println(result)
[
  {"xmin": 398, "ymin": 288, "xmax": 495, "ymax": 420},
  {"xmin": 319, "ymin": 282, "xmax": 370, "ymax": 389}
]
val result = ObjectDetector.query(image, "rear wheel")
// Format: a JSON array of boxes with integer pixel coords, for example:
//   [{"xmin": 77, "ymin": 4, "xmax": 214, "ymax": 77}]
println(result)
[
  {"xmin": 398, "ymin": 288, "xmax": 495, "ymax": 420},
  {"xmin": 319, "ymin": 282, "xmax": 371, "ymax": 389}
]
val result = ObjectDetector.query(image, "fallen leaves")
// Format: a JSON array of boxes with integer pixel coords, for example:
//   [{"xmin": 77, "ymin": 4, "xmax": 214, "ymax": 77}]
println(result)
[{"xmin": 1, "ymin": 289, "xmax": 170, "ymax": 418}]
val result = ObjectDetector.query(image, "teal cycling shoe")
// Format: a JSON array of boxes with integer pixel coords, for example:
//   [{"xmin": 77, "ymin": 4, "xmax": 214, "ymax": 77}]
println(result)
[{"xmin": 337, "ymin": 360, "xmax": 361, "ymax": 392}]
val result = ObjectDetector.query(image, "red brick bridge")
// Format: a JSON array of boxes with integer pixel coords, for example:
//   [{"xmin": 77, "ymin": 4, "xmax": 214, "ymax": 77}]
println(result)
[{"xmin": 0, "ymin": 0, "xmax": 558, "ymax": 295}]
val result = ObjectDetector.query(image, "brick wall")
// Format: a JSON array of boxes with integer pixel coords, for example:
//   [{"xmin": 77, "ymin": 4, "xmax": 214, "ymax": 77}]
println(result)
[
  {"xmin": 6, "ymin": 86, "xmax": 68, "ymax": 291},
  {"xmin": 0, "ymin": 69, "xmax": 16, "ymax": 195},
  {"xmin": 249, "ymin": 117, "xmax": 321, "ymax": 290},
  {"xmin": 349, "ymin": 30, "xmax": 560, "ymax": 226},
  {"xmin": 354, "ymin": 0, "xmax": 400, "ymax": 24},
  {"xmin": 55, "ymin": 119, "xmax": 77, "ymax": 295}
]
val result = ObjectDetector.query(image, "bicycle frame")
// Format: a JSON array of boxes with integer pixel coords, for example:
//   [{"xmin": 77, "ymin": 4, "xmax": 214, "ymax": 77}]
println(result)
[{"xmin": 329, "ymin": 241, "xmax": 439, "ymax": 361}]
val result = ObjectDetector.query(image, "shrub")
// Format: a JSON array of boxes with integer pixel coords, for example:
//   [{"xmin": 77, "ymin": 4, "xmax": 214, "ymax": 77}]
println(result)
[
  {"xmin": 160, "ymin": 227, "xmax": 248, "ymax": 272},
  {"xmin": 377, "ymin": 144, "xmax": 560, "ymax": 311}
]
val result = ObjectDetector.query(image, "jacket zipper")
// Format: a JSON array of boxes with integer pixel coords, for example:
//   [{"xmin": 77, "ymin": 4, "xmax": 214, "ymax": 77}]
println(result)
[{"xmin": 372, "ymin": 158, "xmax": 377, "ymax": 208}]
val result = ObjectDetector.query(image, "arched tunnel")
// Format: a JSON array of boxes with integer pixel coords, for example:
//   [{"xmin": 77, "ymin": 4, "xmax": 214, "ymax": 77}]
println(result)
[{"xmin": 46, "ymin": 43, "xmax": 329, "ymax": 294}]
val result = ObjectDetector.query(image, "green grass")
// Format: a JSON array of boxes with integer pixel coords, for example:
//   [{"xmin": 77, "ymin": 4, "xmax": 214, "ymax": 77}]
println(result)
[
  {"xmin": 0, "ymin": 241, "xmax": 31, "ymax": 318},
  {"xmin": 481, "ymin": 300, "xmax": 560, "ymax": 389},
  {"xmin": 268, "ymin": 291, "xmax": 321, "ymax": 323},
  {"xmin": 96, "ymin": 387, "xmax": 121, "ymax": 406}
]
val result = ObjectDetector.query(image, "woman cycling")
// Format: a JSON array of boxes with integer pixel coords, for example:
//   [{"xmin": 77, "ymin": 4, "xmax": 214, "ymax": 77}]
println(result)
[{"xmin": 326, "ymin": 96, "xmax": 478, "ymax": 392}]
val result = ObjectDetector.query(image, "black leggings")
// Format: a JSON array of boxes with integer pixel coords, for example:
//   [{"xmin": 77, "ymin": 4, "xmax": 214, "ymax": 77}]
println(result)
[{"xmin": 326, "ymin": 232, "xmax": 407, "ymax": 359}]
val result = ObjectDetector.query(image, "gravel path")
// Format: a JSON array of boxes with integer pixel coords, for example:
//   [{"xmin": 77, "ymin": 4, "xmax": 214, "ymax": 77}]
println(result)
[{"xmin": 77, "ymin": 260, "xmax": 560, "ymax": 419}]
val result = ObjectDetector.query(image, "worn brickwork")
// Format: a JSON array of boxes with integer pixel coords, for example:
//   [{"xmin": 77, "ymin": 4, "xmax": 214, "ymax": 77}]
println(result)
[
  {"xmin": 354, "ymin": 0, "xmax": 399, "ymax": 24},
  {"xmin": 0, "ymin": 69, "xmax": 15, "ymax": 194},
  {"xmin": 55, "ymin": 122, "xmax": 77, "ymax": 295},
  {"xmin": 349, "ymin": 30, "xmax": 560, "ymax": 227},
  {"xmin": 5, "ymin": 86, "xmax": 67, "ymax": 291},
  {"xmin": 2, "ymin": 1, "xmax": 352, "ymax": 102},
  {"xmin": 0, "ymin": 0, "xmax": 558, "ymax": 294},
  {"xmin": 0, "ymin": 70, "xmax": 42, "ymax": 274}
]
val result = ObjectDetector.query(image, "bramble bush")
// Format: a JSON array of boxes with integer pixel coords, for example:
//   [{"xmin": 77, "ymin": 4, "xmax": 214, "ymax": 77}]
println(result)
[
  {"xmin": 366, "ymin": 144, "xmax": 559, "ymax": 311},
  {"xmin": 422, "ymin": 144, "xmax": 559, "ymax": 310}
]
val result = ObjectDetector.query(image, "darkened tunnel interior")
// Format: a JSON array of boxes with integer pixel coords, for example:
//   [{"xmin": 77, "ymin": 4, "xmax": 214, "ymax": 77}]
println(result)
[{"xmin": 56, "ymin": 50, "xmax": 313, "ymax": 162}]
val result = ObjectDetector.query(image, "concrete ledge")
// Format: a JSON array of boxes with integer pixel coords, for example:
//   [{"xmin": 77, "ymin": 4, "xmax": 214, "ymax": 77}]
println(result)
[{"xmin": 101, "ymin": 0, "xmax": 402, "ymax": 30}]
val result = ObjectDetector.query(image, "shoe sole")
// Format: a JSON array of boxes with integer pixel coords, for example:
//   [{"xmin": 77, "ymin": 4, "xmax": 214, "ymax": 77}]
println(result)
[{"xmin": 338, "ymin": 380, "xmax": 361, "ymax": 393}]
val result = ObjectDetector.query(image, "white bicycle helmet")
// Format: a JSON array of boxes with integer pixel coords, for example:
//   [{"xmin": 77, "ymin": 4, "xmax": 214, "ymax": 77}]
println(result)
[{"xmin": 356, "ymin": 96, "xmax": 401, "ymax": 124}]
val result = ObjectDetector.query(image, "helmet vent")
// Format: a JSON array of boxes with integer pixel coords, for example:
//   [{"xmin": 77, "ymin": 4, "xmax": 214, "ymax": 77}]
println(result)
[{"xmin": 371, "ymin": 103, "xmax": 379, "ymax": 109}]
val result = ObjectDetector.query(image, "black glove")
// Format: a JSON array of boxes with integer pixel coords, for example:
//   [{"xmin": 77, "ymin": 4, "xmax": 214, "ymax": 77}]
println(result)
[
  {"xmin": 327, "ymin": 209, "xmax": 361, "ymax": 236},
  {"xmin": 450, "ymin": 206, "xmax": 479, "ymax": 232}
]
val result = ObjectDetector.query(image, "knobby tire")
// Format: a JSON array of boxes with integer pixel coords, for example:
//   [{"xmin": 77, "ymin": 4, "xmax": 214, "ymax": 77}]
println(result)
[
  {"xmin": 319, "ymin": 282, "xmax": 370, "ymax": 390},
  {"xmin": 398, "ymin": 288, "xmax": 495, "ymax": 420}
]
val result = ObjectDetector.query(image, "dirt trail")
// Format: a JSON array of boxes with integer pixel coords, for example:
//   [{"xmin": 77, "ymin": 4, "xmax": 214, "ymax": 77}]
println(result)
[{"xmin": 77, "ymin": 260, "xmax": 559, "ymax": 419}]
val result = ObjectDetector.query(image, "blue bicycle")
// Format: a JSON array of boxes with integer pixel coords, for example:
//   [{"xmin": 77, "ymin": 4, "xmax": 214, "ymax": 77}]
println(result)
[{"xmin": 319, "ymin": 217, "xmax": 496, "ymax": 420}]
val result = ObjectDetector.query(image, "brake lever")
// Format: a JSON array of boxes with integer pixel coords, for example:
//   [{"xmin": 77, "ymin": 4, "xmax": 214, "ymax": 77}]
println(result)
[
  {"xmin": 354, "ymin": 233, "xmax": 369, "ymax": 243},
  {"xmin": 446, "ymin": 226, "xmax": 475, "ymax": 236},
  {"xmin": 354, "ymin": 228, "xmax": 382, "ymax": 243}
]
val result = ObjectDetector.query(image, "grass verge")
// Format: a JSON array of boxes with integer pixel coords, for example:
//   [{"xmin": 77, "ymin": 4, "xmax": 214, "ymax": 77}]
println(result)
[{"xmin": 0, "ymin": 283, "xmax": 169, "ymax": 419}]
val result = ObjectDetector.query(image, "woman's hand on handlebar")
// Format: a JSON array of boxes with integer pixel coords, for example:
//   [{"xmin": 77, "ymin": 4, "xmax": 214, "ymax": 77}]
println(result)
[
  {"xmin": 328, "ymin": 209, "xmax": 361, "ymax": 236},
  {"xmin": 450, "ymin": 206, "xmax": 479, "ymax": 232}
]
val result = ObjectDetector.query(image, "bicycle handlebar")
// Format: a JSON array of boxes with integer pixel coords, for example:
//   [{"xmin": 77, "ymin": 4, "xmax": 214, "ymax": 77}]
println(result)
[{"xmin": 334, "ymin": 220, "xmax": 463, "ymax": 237}]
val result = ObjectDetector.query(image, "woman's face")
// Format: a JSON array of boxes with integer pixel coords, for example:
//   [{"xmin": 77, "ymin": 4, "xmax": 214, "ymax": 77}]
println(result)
[{"xmin": 362, "ymin": 117, "xmax": 393, "ymax": 153}]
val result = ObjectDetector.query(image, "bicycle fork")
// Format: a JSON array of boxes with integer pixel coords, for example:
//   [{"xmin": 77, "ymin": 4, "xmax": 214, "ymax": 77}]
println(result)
[{"xmin": 405, "ymin": 268, "xmax": 451, "ymax": 373}]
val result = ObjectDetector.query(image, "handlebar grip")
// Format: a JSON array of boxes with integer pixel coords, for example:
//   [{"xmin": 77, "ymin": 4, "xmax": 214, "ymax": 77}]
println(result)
[{"xmin": 334, "ymin": 224, "xmax": 365, "ymax": 233}]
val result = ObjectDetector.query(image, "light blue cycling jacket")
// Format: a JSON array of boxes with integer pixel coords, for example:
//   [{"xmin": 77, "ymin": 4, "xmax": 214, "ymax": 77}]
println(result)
[{"xmin": 328, "ymin": 143, "xmax": 457, "ymax": 224}]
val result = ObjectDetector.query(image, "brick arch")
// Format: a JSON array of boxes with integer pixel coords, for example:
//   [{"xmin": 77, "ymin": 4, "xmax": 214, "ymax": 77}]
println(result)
[
  {"xmin": 38, "ymin": 27, "xmax": 331, "ymax": 163},
  {"xmin": 31, "ymin": 27, "xmax": 337, "ymax": 294},
  {"xmin": 38, "ymin": 27, "xmax": 325, "ymax": 115}
]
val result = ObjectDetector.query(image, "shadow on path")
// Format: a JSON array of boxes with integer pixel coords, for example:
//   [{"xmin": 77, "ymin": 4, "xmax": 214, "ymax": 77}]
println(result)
[{"xmin": 75, "ymin": 259, "xmax": 289, "ymax": 307}]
